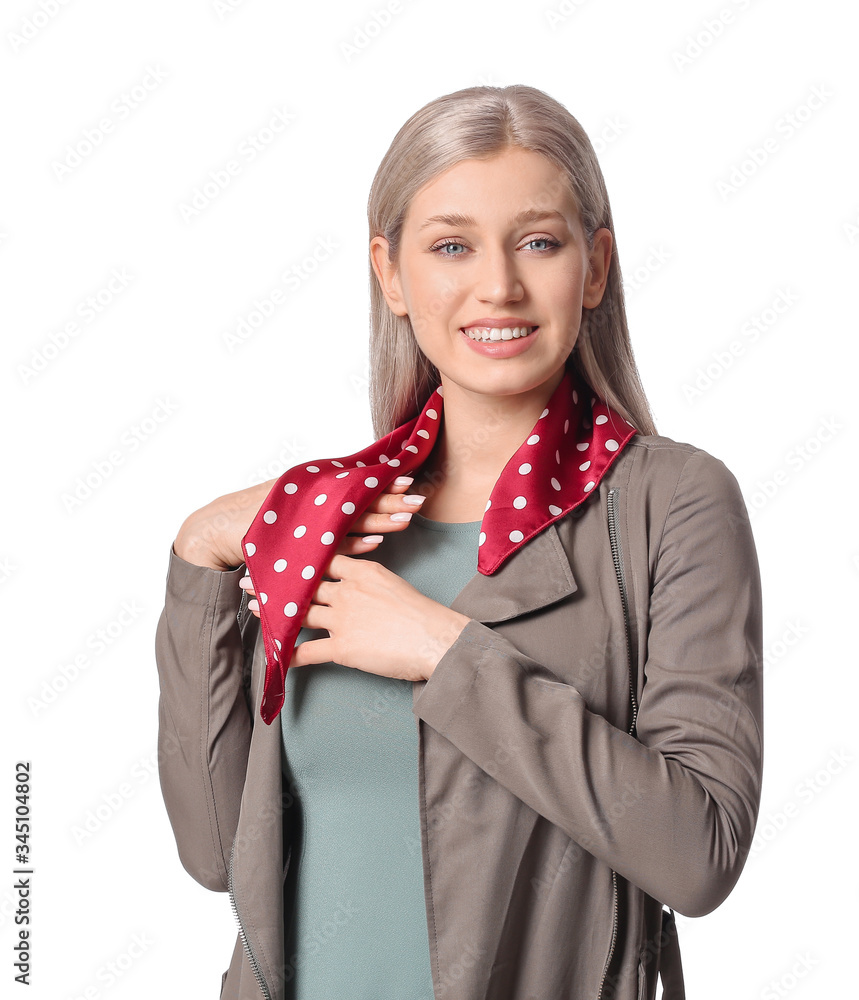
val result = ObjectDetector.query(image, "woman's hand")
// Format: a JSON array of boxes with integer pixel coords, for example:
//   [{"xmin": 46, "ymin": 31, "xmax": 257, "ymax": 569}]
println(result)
[
  {"xmin": 238, "ymin": 476, "xmax": 472, "ymax": 680},
  {"xmin": 173, "ymin": 479, "xmax": 281, "ymax": 571}
]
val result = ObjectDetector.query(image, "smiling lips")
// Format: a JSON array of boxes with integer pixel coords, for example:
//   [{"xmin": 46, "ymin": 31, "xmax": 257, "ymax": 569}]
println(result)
[{"xmin": 460, "ymin": 322, "xmax": 538, "ymax": 343}]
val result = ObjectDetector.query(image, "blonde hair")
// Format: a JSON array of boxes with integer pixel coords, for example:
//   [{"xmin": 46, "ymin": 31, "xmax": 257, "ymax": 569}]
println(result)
[{"xmin": 367, "ymin": 84, "xmax": 657, "ymax": 438}]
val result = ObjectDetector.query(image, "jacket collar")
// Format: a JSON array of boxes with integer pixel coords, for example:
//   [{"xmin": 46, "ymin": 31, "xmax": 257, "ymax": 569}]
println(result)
[{"xmin": 449, "ymin": 519, "xmax": 578, "ymax": 623}]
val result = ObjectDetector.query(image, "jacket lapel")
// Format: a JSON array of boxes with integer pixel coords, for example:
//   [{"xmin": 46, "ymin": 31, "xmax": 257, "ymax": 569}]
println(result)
[{"xmin": 449, "ymin": 520, "xmax": 578, "ymax": 623}]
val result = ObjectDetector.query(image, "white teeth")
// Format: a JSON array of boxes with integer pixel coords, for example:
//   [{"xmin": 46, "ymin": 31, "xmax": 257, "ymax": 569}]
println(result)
[{"xmin": 462, "ymin": 325, "xmax": 535, "ymax": 342}]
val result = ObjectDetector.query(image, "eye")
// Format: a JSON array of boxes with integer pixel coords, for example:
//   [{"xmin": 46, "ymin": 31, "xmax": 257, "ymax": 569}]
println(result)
[
  {"xmin": 429, "ymin": 240, "xmax": 468, "ymax": 256},
  {"xmin": 524, "ymin": 237, "xmax": 562, "ymax": 252},
  {"xmin": 428, "ymin": 236, "xmax": 563, "ymax": 258}
]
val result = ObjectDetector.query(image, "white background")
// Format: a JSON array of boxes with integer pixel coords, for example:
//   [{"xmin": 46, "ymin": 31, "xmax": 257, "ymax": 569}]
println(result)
[{"xmin": 2, "ymin": 0, "xmax": 857, "ymax": 997}]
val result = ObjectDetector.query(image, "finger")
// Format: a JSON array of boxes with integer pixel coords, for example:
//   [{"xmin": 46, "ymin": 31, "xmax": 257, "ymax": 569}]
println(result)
[
  {"xmin": 347, "ymin": 485, "xmax": 427, "ymax": 535},
  {"xmin": 335, "ymin": 533, "xmax": 385, "ymax": 556}
]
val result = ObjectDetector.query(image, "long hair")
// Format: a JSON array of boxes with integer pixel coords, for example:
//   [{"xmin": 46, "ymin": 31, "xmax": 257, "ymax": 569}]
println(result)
[{"xmin": 367, "ymin": 84, "xmax": 657, "ymax": 438}]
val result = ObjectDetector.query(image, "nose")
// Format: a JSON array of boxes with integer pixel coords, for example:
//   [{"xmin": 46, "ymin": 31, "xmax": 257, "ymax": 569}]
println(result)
[{"xmin": 472, "ymin": 244, "xmax": 524, "ymax": 304}]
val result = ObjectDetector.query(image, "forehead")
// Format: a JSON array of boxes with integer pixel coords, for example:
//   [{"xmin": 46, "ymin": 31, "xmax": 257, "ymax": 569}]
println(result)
[{"xmin": 405, "ymin": 148, "xmax": 579, "ymax": 227}]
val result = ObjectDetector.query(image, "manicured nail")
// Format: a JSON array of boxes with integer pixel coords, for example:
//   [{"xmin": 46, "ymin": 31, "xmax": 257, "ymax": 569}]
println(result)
[
  {"xmin": 239, "ymin": 577, "xmax": 254, "ymax": 590},
  {"xmin": 391, "ymin": 512, "xmax": 413, "ymax": 522},
  {"xmin": 394, "ymin": 476, "xmax": 414, "ymax": 486},
  {"xmin": 362, "ymin": 535, "xmax": 384, "ymax": 543},
  {"xmin": 403, "ymin": 494, "xmax": 426, "ymax": 506},
  {"xmin": 248, "ymin": 599, "xmax": 260, "ymax": 612}
]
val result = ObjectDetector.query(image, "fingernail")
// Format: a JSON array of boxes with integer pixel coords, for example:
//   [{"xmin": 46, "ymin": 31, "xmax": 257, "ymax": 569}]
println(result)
[
  {"xmin": 362, "ymin": 535, "xmax": 384, "ymax": 542},
  {"xmin": 394, "ymin": 476, "xmax": 414, "ymax": 485},
  {"xmin": 248, "ymin": 599, "xmax": 260, "ymax": 611},
  {"xmin": 403, "ymin": 494, "xmax": 426, "ymax": 506},
  {"xmin": 239, "ymin": 577, "xmax": 254, "ymax": 590},
  {"xmin": 391, "ymin": 512, "xmax": 413, "ymax": 522}
]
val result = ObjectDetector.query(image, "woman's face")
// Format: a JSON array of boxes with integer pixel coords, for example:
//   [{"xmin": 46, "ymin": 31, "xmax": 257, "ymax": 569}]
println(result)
[{"xmin": 371, "ymin": 145, "xmax": 612, "ymax": 400}]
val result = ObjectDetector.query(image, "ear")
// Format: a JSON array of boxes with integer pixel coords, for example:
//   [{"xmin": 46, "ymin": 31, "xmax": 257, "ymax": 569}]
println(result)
[
  {"xmin": 582, "ymin": 227, "xmax": 613, "ymax": 309},
  {"xmin": 370, "ymin": 236, "xmax": 408, "ymax": 317}
]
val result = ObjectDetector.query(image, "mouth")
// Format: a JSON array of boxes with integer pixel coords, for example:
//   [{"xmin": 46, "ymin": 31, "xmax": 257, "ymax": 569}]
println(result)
[{"xmin": 460, "ymin": 325, "xmax": 539, "ymax": 343}]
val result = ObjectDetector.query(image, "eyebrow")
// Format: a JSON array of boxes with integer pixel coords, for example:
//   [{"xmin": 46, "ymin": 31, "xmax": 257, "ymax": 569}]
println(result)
[{"xmin": 417, "ymin": 208, "xmax": 569, "ymax": 231}]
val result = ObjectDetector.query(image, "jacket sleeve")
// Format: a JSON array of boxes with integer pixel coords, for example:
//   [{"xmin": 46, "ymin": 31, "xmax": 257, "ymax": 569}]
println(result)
[
  {"xmin": 412, "ymin": 449, "xmax": 763, "ymax": 918},
  {"xmin": 154, "ymin": 545, "xmax": 254, "ymax": 892}
]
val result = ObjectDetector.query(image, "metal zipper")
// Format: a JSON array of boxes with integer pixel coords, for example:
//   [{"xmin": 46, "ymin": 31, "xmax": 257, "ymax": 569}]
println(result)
[
  {"xmin": 596, "ymin": 487, "xmax": 640, "ymax": 1000},
  {"xmin": 606, "ymin": 488, "xmax": 639, "ymax": 734},
  {"xmin": 237, "ymin": 585, "xmax": 249, "ymax": 626},
  {"xmin": 228, "ymin": 836, "xmax": 273, "ymax": 999}
]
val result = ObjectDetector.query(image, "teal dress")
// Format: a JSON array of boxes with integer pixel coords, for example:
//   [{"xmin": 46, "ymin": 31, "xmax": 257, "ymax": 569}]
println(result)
[{"xmin": 279, "ymin": 511, "xmax": 481, "ymax": 1000}]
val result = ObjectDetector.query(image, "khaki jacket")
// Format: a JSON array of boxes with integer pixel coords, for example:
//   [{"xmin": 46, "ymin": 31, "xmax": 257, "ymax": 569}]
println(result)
[{"xmin": 155, "ymin": 433, "xmax": 763, "ymax": 999}]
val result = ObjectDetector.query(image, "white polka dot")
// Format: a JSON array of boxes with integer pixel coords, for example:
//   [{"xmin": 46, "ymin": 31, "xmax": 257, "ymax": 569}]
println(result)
[
  {"xmin": 364, "ymin": 477, "xmax": 378, "ymax": 488},
  {"xmin": 336, "ymin": 471, "xmax": 349, "ymax": 478},
  {"xmin": 584, "ymin": 481, "xmax": 595, "ymax": 492},
  {"xmin": 294, "ymin": 525, "xmax": 307, "ymax": 538},
  {"xmin": 518, "ymin": 463, "xmax": 532, "ymax": 475},
  {"xmin": 540, "ymin": 407, "xmax": 549, "ymax": 418},
  {"xmin": 387, "ymin": 459, "xmax": 400, "ymax": 467},
  {"xmin": 273, "ymin": 559, "xmax": 287, "ymax": 572},
  {"xmin": 274, "ymin": 638, "xmax": 282, "ymax": 651},
  {"xmin": 321, "ymin": 531, "xmax": 335, "ymax": 544},
  {"xmin": 576, "ymin": 442, "xmax": 589, "ymax": 452},
  {"xmin": 406, "ymin": 445, "xmax": 419, "ymax": 454},
  {"xmin": 579, "ymin": 460, "xmax": 591, "ymax": 471},
  {"xmin": 342, "ymin": 502, "xmax": 356, "ymax": 515},
  {"xmin": 245, "ymin": 542, "xmax": 256, "ymax": 557},
  {"xmin": 378, "ymin": 454, "xmax": 388, "ymax": 464},
  {"xmin": 314, "ymin": 493, "xmax": 327, "ymax": 505},
  {"xmin": 263, "ymin": 510, "xmax": 277, "ymax": 524},
  {"xmin": 564, "ymin": 419, "xmax": 569, "ymax": 434},
  {"xmin": 259, "ymin": 593, "xmax": 268, "ymax": 604},
  {"xmin": 356, "ymin": 461, "xmax": 366, "ymax": 468},
  {"xmin": 484, "ymin": 499, "xmax": 492, "ymax": 511},
  {"xmin": 513, "ymin": 496, "xmax": 527, "ymax": 509},
  {"xmin": 427, "ymin": 408, "xmax": 438, "ymax": 419},
  {"xmin": 527, "ymin": 434, "xmax": 540, "ymax": 445},
  {"xmin": 331, "ymin": 461, "xmax": 344, "ymax": 468},
  {"xmin": 590, "ymin": 396, "xmax": 595, "ymax": 405},
  {"xmin": 437, "ymin": 385, "xmax": 444, "ymax": 397},
  {"xmin": 272, "ymin": 649, "xmax": 278, "ymax": 661},
  {"xmin": 417, "ymin": 429, "xmax": 429, "ymax": 439},
  {"xmin": 549, "ymin": 504, "xmax": 562, "ymax": 515},
  {"xmin": 478, "ymin": 532, "xmax": 486, "ymax": 545},
  {"xmin": 509, "ymin": 530, "xmax": 524, "ymax": 543},
  {"xmin": 605, "ymin": 439, "xmax": 619, "ymax": 451},
  {"xmin": 555, "ymin": 450, "xmax": 561, "ymax": 464},
  {"xmin": 301, "ymin": 565, "xmax": 315, "ymax": 580},
  {"xmin": 284, "ymin": 602, "xmax": 298, "ymax": 617},
  {"xmin": 595, "ymin": 414, "xmax": 608, "ymax": 425},
  {"xmin": 284, "ymin": 483, "xmax": 298, "ymax": 494},
  {"xmin": 306, "ymin": 465, "xmax": 320, "ymax": 473},
  {"xmin": 572, "ymin": 390, "xmax": 578, "ymax": 404},
  {"xmin": 550, "ymin": 477, "xmax": 561, "ymax": 491}
]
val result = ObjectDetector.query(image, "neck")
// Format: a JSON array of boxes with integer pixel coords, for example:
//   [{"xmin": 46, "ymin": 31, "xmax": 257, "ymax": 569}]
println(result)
[{"xmin": 418, "ymin": 366, "xmax": 567, "ymax": 493}]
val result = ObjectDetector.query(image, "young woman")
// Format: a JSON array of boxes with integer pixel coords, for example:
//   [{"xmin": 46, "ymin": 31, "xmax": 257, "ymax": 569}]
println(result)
[{"xmin": 155, "ymin": 84, "xmax": 763, "ymax": 1000}]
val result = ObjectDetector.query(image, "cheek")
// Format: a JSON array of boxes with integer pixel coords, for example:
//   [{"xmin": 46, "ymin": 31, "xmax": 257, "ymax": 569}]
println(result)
[{"xmin": 406, "ymin": 270, "xmax": 464, "ymax": 339}]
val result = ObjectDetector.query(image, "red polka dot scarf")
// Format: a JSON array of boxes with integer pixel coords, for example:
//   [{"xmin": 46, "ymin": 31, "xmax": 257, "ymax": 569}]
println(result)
[{"xmin": 242, "ymin": 365, "xmax": 637, "ymax": 724}]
